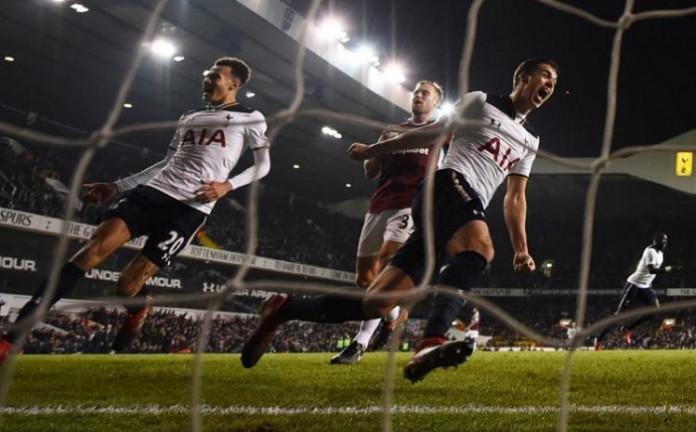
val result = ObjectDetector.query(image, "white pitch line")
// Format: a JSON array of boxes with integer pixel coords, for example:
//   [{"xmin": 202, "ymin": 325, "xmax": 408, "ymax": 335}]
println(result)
[{"xmin": 1, "ymin": 404, "xmax": 696, "ymax": 416}]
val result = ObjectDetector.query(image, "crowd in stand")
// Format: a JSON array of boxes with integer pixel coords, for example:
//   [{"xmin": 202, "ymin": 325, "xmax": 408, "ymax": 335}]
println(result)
[
  {"xmin": 4, "ymin": 306, "xmax": 420, "ymax": 355},
  {"xmin": 0, "ymin": 139, "xmax": 67, "ymax": 218},
  {"xmin": 3, "ymin": 297, "xmax": 695, "ymax": 356}
]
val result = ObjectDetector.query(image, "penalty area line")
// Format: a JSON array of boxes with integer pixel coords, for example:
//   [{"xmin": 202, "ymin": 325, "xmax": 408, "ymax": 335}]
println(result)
[{"xmin": 1, "ymin": 404, "xmax": 696, "ymax": 416}]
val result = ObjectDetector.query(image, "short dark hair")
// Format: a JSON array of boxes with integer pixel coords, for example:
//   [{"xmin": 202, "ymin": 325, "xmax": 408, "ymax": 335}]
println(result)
[
  {"xmin": 215, "ymin": 57, "xmax": 251, "ymax": 86},
  {"xmin": 513, "ymin": 58, "xmax": 559, "ymax": 88},
  {"xmin": 653, "ymin": 231, "xmax": 667, "ymax": 242}
]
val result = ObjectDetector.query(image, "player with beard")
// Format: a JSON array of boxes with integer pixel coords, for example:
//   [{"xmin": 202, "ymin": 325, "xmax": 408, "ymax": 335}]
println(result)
[{"xmin": 331, "ymin": 80, "xmax": 445, "ymax": 365}]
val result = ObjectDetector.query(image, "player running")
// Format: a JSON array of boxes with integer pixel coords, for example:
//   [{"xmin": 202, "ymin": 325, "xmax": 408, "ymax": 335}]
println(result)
[
  {"xmin": 594, "ymin": 232, "xmax": 680, "ymax": 350},
  {"xmin": 0, "ymin": 57, "xmax": 270, "ymax": 363},
  {"xmin": 242, "ymin": 58, "xmax": 558, "ymax": 383}
]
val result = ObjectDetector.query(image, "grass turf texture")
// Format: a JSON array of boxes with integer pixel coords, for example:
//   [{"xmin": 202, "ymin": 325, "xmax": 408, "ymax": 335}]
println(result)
[{"xmin": 1, "ymin": 351, "xmax": 696, "ymax": 431}]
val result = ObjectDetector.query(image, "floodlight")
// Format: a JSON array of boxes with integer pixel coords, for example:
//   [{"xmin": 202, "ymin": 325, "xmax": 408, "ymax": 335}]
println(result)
[{"xmin": 150, "ymin": 38, "xmax": 176, "ymax": 59}]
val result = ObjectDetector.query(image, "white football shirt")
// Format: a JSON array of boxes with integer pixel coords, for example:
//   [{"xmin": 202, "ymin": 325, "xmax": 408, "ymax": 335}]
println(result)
[
  {"xmin": 440, "ymin": 91, "xmax": 539, "ymax": 208},
  {"xmin": 627, "ymin": 246, "xmax": 664, "ymax": 288},
  {"xmin": 117, "ymin": 103, "xmax": 268, "ymax": 214}
]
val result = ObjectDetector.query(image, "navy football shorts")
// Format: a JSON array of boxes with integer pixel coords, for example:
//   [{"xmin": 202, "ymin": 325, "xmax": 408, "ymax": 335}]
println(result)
[
  {"xmin": 99, "ymin": 185, "xmax": 207, "ymax": 267},
  {"xmin": 615, "ymin": 281, "xmax": 658, "ymax": 313},
  {"xmin": 390, "ymin": 169, "xmax": 486, "ymax": 284}
]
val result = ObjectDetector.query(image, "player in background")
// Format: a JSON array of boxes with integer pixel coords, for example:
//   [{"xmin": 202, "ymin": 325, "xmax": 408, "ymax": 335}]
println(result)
[
  {"xmin": 0, "ymin": 57, "xmax": 270, "ymax": 363},
  {"xmin": 241, "ymin": 58, "xmax": 558, "ymax": 383},
  {"xmin": 594, "ymin": 232, "xmax": 680, "ymax": 350},
  {"xmin": 331, "ymin": 80, "xmax": 445, "ymax": 365}
]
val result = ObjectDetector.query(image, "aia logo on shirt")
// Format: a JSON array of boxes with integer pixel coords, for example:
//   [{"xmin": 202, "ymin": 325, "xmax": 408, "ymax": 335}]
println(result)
[
  {"xmin": 181, "ymin": 129, "xmax": 227, "ymax": 147},
  {"xmin": 478, "ymin": 137, "xmax": 520, "ymax": 171}
]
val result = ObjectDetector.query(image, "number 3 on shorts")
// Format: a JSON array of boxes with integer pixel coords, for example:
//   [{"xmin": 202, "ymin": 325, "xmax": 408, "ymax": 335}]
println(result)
[{"xmin": 399, "ymin": 214, "xmax": 410, "ymax": 230}]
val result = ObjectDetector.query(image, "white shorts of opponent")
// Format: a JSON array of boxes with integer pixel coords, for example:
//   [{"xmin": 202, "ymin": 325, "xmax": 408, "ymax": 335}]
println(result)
[{"xmin": 356, "ymin": 208, "xmax": 413, "ymax": 257}]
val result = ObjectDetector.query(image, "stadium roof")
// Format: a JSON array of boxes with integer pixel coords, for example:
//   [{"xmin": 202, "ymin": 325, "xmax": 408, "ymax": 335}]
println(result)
[{"xmin": 1, "ymin": 0, "xmax": 696, "ymax": 223}]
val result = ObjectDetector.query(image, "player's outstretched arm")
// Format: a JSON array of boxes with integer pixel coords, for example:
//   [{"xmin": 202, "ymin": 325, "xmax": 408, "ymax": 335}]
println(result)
[
  {"xmin": 111, "ymin": 154, "xmax": 172, "ymax": 194},
  {"xmin": 504, "ymin": 175, "xmax": 535, "ymax": 273},
  {"xmin": 648, "ymin": 263, "xmax": 682, "ymax": 274},
  {"xmin": 347, "ymin": 117, "xmax": 449, "ymax": 160},
  {"xmin": 84, "ymin": 150, "xmax": 172, "ymax": 205}
]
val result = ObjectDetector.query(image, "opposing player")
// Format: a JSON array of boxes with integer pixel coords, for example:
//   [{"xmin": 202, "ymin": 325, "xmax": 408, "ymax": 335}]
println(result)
[
  {"xmin": 242, "ymin": 58, "xmax": 558, "ymax": 382},
  {"xmin": 331, "ymin": 80, "xmax": 444, "ymax": 365},
  {"xmin": 594, "ymin": 232, "xmax": 679, "ymax": 350},
  {"xmin": 0, "ymin": 57, "xmax": 270, "ymax": 363}
]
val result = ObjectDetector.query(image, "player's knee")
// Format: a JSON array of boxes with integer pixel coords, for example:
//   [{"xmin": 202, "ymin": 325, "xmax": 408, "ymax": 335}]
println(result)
[
  {"xmin": 355, "ymin": 273, "xmax": 373, "ymax": 289},
  {"xmin": 376, "ymin": 249, "xmax": 397, "ymax": 271},
  {"xmin": 476, "ymin": 245, "xmax": 494, "ymax": 263},
  {"xmin": 438, "ymin": 251, "xmax": 488, "ymax": 291},
  {"xmin": 486, "ymin": 246, "xmax": 494, "ymax": 262}
]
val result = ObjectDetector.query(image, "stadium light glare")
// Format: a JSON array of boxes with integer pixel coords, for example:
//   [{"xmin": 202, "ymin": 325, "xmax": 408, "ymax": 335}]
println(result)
[
  {"xmin": 70, "ymin": 3, "xmax": 89, "ymax": 13},
  {"xmin": 4, "ymin": 56, "xmax": 15, "ymax": 62},
  {"xmin": 292, "ymin": 164, "xmax": 300, "ymax": 169},
  {"xmin": 173, "ymin": 55, "xmax": 185, "ymax": 62},
  {"xmin": 123, "ymin": 103, "xmax": 133, "ymax": 109},
  {"xmin": 321, "ymin": 126, "xmax": 342, "ymax": 139},
  {"xmin": 317, "ymin": 17, "xmax": 348, "ymax": 42},
  {"xmin": 383, "ymin": 63, "xmax": 406, "ymax": 83},
  {"xmin": 150, "ymin": 38, "xmax": 176, "ymax": 59},
  {"xmin": 439, "ymin": 101, "xmax": 455, "ymax": 117},
  {"xmin": 356, "ymin": 45, "xmax": 379, "ymax": 66},
  {"xmin": 51, "ymin": 0, "xmax": 67, "ymax": 3},
  {"xmin": 345, "ymin": 183, "xmax": 352, "ymax": 188},
  {"xmin": 245, "ymin": 91, "xmax": 256, "ymax": 98}
]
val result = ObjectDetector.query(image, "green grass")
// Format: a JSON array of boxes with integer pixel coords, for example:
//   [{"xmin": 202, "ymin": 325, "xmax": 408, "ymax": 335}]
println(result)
[{"xmin": 1, "ymin": 351, "xmax": 696, "ymax": 431}]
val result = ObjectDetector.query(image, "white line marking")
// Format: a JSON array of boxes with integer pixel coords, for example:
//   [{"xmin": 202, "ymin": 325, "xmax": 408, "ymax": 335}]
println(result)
[{"xmin": 1, "ymin": 404, "xmax": 696, "ymax": 416}]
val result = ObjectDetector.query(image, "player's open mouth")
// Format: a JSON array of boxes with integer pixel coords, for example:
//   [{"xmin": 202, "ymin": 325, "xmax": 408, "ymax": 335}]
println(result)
[{"xmin": 534, "ymin": 88, "xmax": 550, "ymax": 104}]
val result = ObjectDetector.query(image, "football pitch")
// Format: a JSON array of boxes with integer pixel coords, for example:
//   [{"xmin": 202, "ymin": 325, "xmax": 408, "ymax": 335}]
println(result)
[{"xmin": 1, "ymin": 350, "xmax": 695, "ymax": 431}]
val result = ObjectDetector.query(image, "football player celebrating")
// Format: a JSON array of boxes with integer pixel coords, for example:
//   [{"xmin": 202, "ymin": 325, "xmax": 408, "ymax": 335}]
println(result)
[
  {"xmin": 0, "ymin": 57, "xmax": 270, "ymax": 363},
  {"xmin": 242, "ymin": 58, "xmax": 558, "ymax": 383}
]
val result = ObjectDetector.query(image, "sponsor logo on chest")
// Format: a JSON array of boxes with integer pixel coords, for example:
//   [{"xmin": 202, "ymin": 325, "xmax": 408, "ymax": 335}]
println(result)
[
  {"xmin": 382, "ymin": 130, "xmax": 430, "ymax": 155},
  {"xmin": 477, "ymin": 115, "xmax": 532, "ymax": 171},
  {"xmin": 181, "ymin": 128, "xmax": 227, "ymax": 147}
]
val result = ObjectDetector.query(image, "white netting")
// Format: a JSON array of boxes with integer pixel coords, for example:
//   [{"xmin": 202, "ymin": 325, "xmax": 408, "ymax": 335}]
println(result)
[{"xmin": 0, "ymin": 1, "xmax": 695, "ymax": 431}]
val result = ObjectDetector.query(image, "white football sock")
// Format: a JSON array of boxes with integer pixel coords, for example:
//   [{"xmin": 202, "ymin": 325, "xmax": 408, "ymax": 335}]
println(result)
[{"xmin": 354, "ymin": 318, "xmax": 381, "ymax": 347}]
